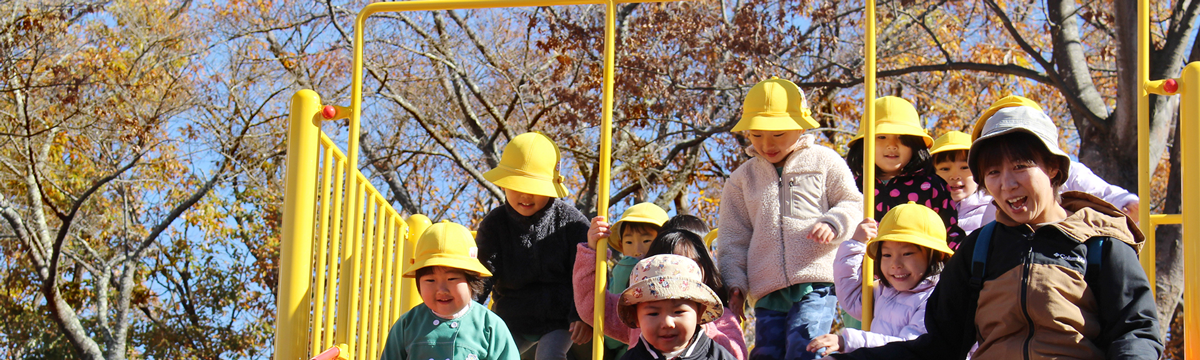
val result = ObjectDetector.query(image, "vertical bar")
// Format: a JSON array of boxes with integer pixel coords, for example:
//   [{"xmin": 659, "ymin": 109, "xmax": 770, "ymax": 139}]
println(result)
[
  {"xmin": 1180, "ymin": 62, "xmax": 1199, "ymax": 359},
  {"xmin": 368, "ymin": 197, "xmax": 389, "ymax": 360},
  {"xmin": 592, "ymin": 1, "xmax": 617, "ymax": 359},
  {"xmin": 311, "ymin": 145, "xmax": 336, "ymax": 357},
  {"xmin": 276, "ymin": 90, "xmax": 322, "ymax": 360},
  {"xmin": 860, "ymin": 0, "xmax": 877, "ymax": 331},
  {"xmin": 323, "ymin": 156, "xmax": 347, "ymax": 349},
  {"xmin": 356, "ymin": 195, "xmax": 379, "ymax": 360},
  {"xmin": 391, "ymin": 219, "xmax": 409, "ymax": 323},
  {"xmin": 1137, "ymin": 0, "xmax": 1156, "ymax": 287},
  {"xmin": 380, "ymin": 216, "xmax": 402, "ymax": 329},
  {"xmin": 325, "ymin": 156, "xmax": 347, "ymax": 350},
  {"xmin": 402, "ymin": 215, "xmax": 432, "ymax": 313},
  {"xmin": 343, "ymin": 181, "xmax": 367, "ymax": 357}
]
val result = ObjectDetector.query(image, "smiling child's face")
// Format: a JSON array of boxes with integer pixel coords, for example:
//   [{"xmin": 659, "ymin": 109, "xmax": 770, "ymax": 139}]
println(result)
[
  {"xmin": 878, "ymin": 241, "xmax": 930, "ymax": 291},
  {"xmin": 875, "ymin": 134, "xmax": 913, "ymax": 179},
  {"xmin": 637, "ymin": 299, "xmax": 700, "ymax": 354},
  {"xmin": 935, "ymin": 158, "xmax": 977, "ymax": 202},
  {"xmin": 418, "ymin": 266, "xmax": 473, "ymax": 316},
  {"xmin": 747, "ymin": 130, "xmax": 803, "ymax": 166}
]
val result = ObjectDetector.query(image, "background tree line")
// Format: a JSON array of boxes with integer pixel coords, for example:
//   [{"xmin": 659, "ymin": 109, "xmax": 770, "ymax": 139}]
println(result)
[{"xmin": 1, "ymin": 0, "xmax": 1193, "ymax": 358}]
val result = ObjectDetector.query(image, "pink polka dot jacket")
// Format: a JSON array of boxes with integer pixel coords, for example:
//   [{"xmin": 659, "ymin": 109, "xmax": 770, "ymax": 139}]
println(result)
[{"xmin": 857, "ymin": 168, "xmax": 965, "ymax": 250}]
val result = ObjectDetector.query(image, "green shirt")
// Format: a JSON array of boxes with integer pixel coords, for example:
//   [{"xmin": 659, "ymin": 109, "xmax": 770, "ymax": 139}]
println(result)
[
  {"xmin": 754, "ymin": 282, "xmax": 833, "ymax": 313},
  {"xmin": 607, "ymin": 256, "xmax": 640, "ymax": 295},
  {"xmin": 380, "ymin": 302, "xmax": 520, "ymax": 360}
]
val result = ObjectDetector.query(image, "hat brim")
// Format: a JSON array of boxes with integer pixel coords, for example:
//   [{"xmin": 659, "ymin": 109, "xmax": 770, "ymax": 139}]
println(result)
[
  {"xmin": 866, "ymin": 233, "xmax": 955, "ymax": 259},
  {"xmin": 483, "ymin": 168, "xmax": 565, "ymax": 198},
  {"xmin": 968, "ymin": 126, "xmax": 1071, "ymax": 182},
  {"xmin": 732, "ymin": 114, "xmax": 818, "ymax": 132},
  {"xmin": 851, "ymin": 122, "xmax": 934, "ymax": 147},
  {"xmin": 617, "ymin": 276, "xmax": 723, "ymax": 328},
  {"xmin": 403, "ymin": 254, "xmax": 493, "ymax": 278},
  {"xmin": 929, "ymin": 143, "xmax": 971, "ymax": 155}
]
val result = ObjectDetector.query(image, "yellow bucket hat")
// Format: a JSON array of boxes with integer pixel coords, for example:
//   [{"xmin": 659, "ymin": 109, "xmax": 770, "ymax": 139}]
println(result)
[
  {"xmin": 732, "ymin": 77, "xmax": 819, "ymax": 132},
  {"xmin": 971, "ymin": 95, "xmax": 1044, "ymax": 141},
  {"xmin": 403, "ymin": 221, "xmax": 492, "ymax": 278},
  {"xmin": 607, "ymin": 202, "xmax": 670, "ymax": 252},
  {"xmin": 850, "ymin": 96, "xmax": 934, "ymax": 147},
  {"xmin": 483, "ymin": 132, "xmax": 569, "ymax": 198},
  {"xmin": 866, "ymin": 202, "xmax": 954, "ymax": 259},
  {"xmin": 703, "ymin": 228, "xmax": 719, "ymax": 251},
  {"xmin": 929, "ymin": 131, "xmax": 972, "ymax": 155}
]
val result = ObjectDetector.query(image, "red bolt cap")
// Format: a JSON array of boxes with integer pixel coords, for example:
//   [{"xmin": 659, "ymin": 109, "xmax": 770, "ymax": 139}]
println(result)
[
  {"xmin": 322, "ymin": 105, "xmax": 337, "ymax": 119},
  {"xmin": 1164, "ymin": 79, "xmax": 1179, "ymax": 94}
]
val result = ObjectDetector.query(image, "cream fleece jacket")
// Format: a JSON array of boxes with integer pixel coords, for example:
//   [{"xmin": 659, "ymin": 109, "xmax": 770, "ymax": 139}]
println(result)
[{"xmin": 717, "ymin": 134, "xmax": 864, "ymax": 300}]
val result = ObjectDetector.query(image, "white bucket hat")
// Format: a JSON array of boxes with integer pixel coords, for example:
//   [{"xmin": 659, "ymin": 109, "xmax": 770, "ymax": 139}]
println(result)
[{"xmin": 968, "ymin": 105, "xmax": 1070, "ymax": 182}]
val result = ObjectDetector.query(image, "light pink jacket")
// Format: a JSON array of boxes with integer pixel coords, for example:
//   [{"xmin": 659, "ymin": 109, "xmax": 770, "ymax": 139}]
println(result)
[
  {"xmin": 571, "ymin": 244, "xmax": 748, "ymax": 360},
  {"xmin": 717, "ymin": 134, "xmax": 863, "ymax": 299},
  {"xmin": 834, "ymin": 239, "xmax": 937, "ymax": 352}
]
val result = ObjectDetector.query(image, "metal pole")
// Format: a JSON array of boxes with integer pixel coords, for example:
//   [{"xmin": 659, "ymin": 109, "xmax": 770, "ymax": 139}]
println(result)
[
  {"xmin": 1179, "ymin": 62, "xmax": 1199, "ymax": 359},
  {"xmin": 861, "ymin": 0, "xmax": 877, "ymax": 331},
  {"xmin": 592, "ymin": 1, "xmax": 617, "ymax": 358},
  {"xmin": 276, "ymin": 90, "xmax": 322, "ymax": 360},
  {"xmin": 1136, "ymin": 0, "xmax": 1155, "ymax": 288}
]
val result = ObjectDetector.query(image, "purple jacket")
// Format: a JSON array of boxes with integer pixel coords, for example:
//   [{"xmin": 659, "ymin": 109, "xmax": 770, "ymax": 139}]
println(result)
[
  {"xmin": 833, "ymin": 239, "xmax": 937, "ymax": 353},
  {"xmin": 957, "ymin": 161, "xmax": 1138, "ymax": 234}
]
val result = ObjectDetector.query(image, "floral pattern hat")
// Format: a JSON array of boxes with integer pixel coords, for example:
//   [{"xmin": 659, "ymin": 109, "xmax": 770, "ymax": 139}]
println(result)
[{"xmin": 617, "ymin": 254, "xmax": 723, "ymax": 328}]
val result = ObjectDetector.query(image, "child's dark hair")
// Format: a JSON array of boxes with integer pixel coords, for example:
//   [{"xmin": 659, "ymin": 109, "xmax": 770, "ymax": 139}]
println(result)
[
  {"xmin": 970, "ymin": 132, "xmax": 1068, "ymax": 192},
  {"xmin": 931, "ymin": 149, "xmax": 969, "ymax": 165},
  {"xmin": 645, "ymin": 229, "xmax": 729, "ymax": 307},
  {"xmin": 413, "ymin": 266, "xmax": 487, "ymax": 297},
  {"xmin": 846, "ymin": 136, "xmax": 933, "ymax": 189},
  {"xmin": 872, "ymin": 243, "xmax": 950, "ymax": 288},
  {"xmin": 619, "ymin": 221, "xmax": 661, "ymax": 238},
  {"xmin": 660, "ymin": 214, "xmax": 710, "ymax": 238}
]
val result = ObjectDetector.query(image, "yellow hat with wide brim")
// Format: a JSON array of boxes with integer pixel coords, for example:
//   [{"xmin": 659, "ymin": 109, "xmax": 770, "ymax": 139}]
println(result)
[
  {"xmin": 403, "ymin": 221, "xmax": 492, "ymax": 278},
  {"xmin": 703, "ymin": 228, "xmax": 719, "ymax": 251},
  {"xmin": 850, "ymin": 96, "xmax": 934, "ymax": 147},
  {"xmin": 971, "ymin": 95, "xmax": 1044, "ymax": 141},
  {"xmin": 930, "ymin": 131, "xmax": 972, "ymax": 155},
  {"xmin": 866, "ymin": 202, "xmax": 954, "ymax": 259},
  {"xmin": 483, "ymin": 132, "xmax": 568, "ymax": 198},
  {"xmin": 607, "ymin": 202, "xmax": 670, "ymax": 252},
  {"xmin": 732, "ymin": 77, "xmax": 819, "ymax": 132}
]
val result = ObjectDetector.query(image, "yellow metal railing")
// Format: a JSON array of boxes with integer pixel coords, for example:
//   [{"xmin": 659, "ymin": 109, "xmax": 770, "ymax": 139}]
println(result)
[
  {"xmin": 275, "ymin": 1, "xmax": 689, "ymax": 359},
  {"xmin": 1139, "ymin": 0, "xmax": 1196, "ymax": 355},
  {"xmin": 278, "ymin": 89, "xmax": 415, "ymax": 360}
]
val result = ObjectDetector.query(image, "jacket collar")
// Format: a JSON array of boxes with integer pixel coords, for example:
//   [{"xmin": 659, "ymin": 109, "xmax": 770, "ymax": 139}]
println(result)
[
  {"xmin": 638, "ymin": 330, "xmax": 708, "ymax": 360},
  {"xmin": 993, "ymin": 191, "xmax": 1143, "ymax": 254}
]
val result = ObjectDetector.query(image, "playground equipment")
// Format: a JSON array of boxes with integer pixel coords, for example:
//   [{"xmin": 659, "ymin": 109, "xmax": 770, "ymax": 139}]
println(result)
[
  {"xmin": 277, "ymin": 0, "xmax": 1197, "ymax": 359},
  {"xmin": 1139, "ymin": 0, "xmax": 1198, "ymax": 353}
]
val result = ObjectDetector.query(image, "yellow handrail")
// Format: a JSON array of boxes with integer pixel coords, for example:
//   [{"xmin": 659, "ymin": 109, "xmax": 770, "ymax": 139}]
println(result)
[
  {"xmin": 860, "ymin": 0, "xmax": 877, "ymax": 331},
  {"xmin": 1139, "ymin": 0, "xmax": 1195, "ymax": 355}
]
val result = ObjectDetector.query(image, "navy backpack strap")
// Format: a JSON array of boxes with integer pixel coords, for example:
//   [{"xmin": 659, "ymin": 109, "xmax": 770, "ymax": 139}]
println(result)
[
  {"xmin": 969, "ymin": 222, "xmax": 996, "ymax": 290},
  {"xmin": 1084, "ymin": 237, "xmax": 1106, "ymax": 283}
]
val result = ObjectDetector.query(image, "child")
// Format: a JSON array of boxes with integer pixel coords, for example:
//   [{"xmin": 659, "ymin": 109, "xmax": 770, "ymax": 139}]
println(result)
[
  {"xmin": 805, "ymin": 202, "xmax": 952, "ymax": 355},
  {"xmin": 617, "ymin": 254, "xmax": 738, "ymax": 360},
  {"xmin": 931, "ymin": 96, "xmax": 1142, "ymax": 234},
  {"xmin": 602, "ymin": 202, "xmax": 671, "ymax": 295},
  {"xmin": 717, "ymin": 77, "xmax": 863, "ymax": 360},
  {"xmin": 845, "ymin": 96, "xmax": 964, "ymax": 249},
  {"xmin": 380, "ymin": 221, "xmax": 520, "ymax": 360},
  {"xmin": 828, "ymin": 99, "xmax": 1162, "ymax": 359},
  {"xmin": 575, "ymin": 229, "xmax": 748, "ymax": 359},
  {"xmin": 592, "ymin": 202, "xmax": 670, "ymax": 359},
  {"xmin": 474, "ymin": 132, "xmax": 591, "ymax": 360}
]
